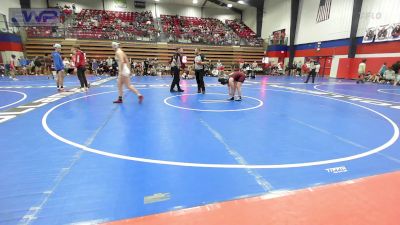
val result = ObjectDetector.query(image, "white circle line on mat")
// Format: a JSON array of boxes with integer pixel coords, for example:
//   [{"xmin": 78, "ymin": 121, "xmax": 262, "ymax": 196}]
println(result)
[
  {"xmin": 0, "ymin": 90, "xmax": 27, "ymax": 109},
  {"xmin": 377, "ymin": 89, "xmax": 400, "ymax": 96},
  {"xmin": 42, "ymin": 88, "xmax": 399, "ymax": 169},
  {"xmin": 164, "ymin": 93, "xmax": 264, "ymax": 112}
]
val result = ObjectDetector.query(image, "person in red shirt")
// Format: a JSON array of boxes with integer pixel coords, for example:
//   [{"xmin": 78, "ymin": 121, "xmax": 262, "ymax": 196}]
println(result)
[
  {"xmin": 301, "ymin": 62, "xmax": 310, "ymax": 77},
  {"xmin": 71, "ymin": 46, "xmax": 89, "ymax": 91},
  {"xmin": 227, "ymin": 66, "xmax": 246, "ymax": 101}
]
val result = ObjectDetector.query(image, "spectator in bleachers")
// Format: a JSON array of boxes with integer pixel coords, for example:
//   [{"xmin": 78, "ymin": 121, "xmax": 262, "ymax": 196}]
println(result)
[
  {"xmin": 27, "ymin": 8, "xmax": 262, "ymax": 46},
  {"xmin": 72, "ymin": 4, "xmax": 76, "ymax": 14}
]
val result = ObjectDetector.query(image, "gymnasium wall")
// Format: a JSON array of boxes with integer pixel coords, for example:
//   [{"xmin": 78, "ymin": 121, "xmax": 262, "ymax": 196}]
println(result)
[
  {"xmin": 337, "ymin": 0, "xmax": 400, "ymax": 79},
  {"xmin": 31, "ymin": 0, "xmax": 48, "ymax": 8},
  {"xmin": 357, "ymin": 0, "xmax": 400, "ymax": 36},
  {"xmin": 295, "ymin": 0, "xmax": 353, "ymax": 44},
  {"xmin": 243, "ymin": 6, "xmax": 257, "ymax": 33},
  {"xmin": 261, "ymin": 0, "xmax": 290, "ymax": 41},
  {"xmin": 0, "ymin": 33, "xmax": 24, "ymax": 64},
  {"xmin": 0, "ymin": 0, "xmax": 21, "ymax": 20},
  {"xmin": 263, "ymin": 0, "xmax": 400, "ymax": 79},
  {"xmin": 337, "ymin": 57, "xmax": 400, "ymax": 79},
  {"xmin": 202, "ymin": 7, "xmax": 240, "ymax": 22}
]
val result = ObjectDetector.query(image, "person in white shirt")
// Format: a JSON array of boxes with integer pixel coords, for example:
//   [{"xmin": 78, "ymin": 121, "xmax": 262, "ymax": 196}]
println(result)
[
  {"xmin": 382, "ymin": 68, "xmax": 395, "ymax": 84},
  {"xmin": 216, "ymin": 60, "xmax": 223, "ymax": 69},
  {"xmin": 304, "ymin": 60, "xmax": 317, "ymax": 83},
  {"xmin": 63, "ymin": 58, "xmax": 72, "ymax": 75},
  {"xmin": 357, "ymin": 59, "xmax": 367, "ymax": 84},
  {"xmin": 106, "ymin": 57, "xmax": 113, "ymax": 68},
  {"xmin": 315, "ymin": 62, "xmax": 321, "ymax": 77},
  {"xmin": 252, "ymin": 61, "xmax": 258, "ymax": 69},
  {"xmin": 194, "ymin": 48, "xmax": 206, "ymax": 93}
]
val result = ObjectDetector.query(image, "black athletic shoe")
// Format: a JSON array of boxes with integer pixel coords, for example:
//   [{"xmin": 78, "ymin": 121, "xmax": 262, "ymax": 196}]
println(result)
[
  {"xmin": 227, "ymin": 97, "xmax": 234, "ymax": 101},
  {"xmin": 235, "ymin": 97, "xmax": 242, "ymax": 101},
  {"xmin": 178, "ymin": 89, "xmax": 184, "ymax": 92}
]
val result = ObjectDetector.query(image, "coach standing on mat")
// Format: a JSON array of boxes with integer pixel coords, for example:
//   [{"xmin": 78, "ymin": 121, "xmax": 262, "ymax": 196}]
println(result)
[
  {"xmin": 194, "ymin": 48, "xmax": 206, "ymax": 94},
  {"xmin": 170, "ymin": 48, "xmax": 184, "ymax": 92},
  {"xmin": 52, "ymin": 43, "xmax": 65, "ymax": 91},
  {"xmin": 72, "ymin": 46, "xmax": 89, "ymax": 91}
]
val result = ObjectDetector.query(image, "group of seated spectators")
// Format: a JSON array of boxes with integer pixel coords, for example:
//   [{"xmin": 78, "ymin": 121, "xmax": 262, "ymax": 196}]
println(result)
[
  {"xmin": 25, "ymin": 8, "xmax": 262, "ymax": 46},
  {"xmin": 0, "ymin": 55, "xmax": 54, "ymax": 76},
  {"xmin": 226, "ymin": 19, "xmax": 263, "ymax": 46},
  {"xmin": 161, "ymin": 15, "xmax": 245, "ymax": 45},
  {"xmin": 27, "ymin": 9, "xmax": 157, "ymax": 41},
  {"xmin": 364, "ymin": 61, "xmax": 400, "ymax": 86},
  {"xmin": 66, "ymin": 9, "xmax": 157, "ymax": 40}
]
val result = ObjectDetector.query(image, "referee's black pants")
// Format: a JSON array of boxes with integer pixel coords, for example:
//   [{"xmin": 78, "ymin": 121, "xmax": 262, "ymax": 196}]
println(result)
[
  {"xmin": 170, "ymin": 66, "xmax": 182, "ymax": 91},
  {"xmin": 195, "ymin": 69, "xmax": 205, "ymax": 92},
  {"xmin": 305, "ymin": 69, "xmax": 316, "ymax": 83},
  {"xmin": 77, "ymin": 67, "xmax": 88, "ymax": 88}
]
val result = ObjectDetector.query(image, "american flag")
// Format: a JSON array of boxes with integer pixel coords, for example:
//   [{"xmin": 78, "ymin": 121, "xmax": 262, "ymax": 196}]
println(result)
[{"xmin": 316, "ymin": 0, "xmax": 332, "ymax": 23}]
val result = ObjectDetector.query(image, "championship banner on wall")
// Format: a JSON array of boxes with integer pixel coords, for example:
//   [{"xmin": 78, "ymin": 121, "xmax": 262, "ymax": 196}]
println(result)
[
  {"xmin": 271, "ymin": 29, "xmax": 286, "ymax": 45},
  {"xmin": 9, "ymin": 8, "xmax": 60, "ymax": 27},
  {"xmin": 362, "ymin": 27, "xmax": 376, "ymax": 43},
  {"xmin": 363, "ymin": 22, "xmax": 400, "ymax": 43},
  {"xmin": 388, "ymin": 23, "xmax": 400, "ymax": 41},
  {"xmin": 375, "ymin": 24, "xmax": 390, "ymax": 42}
]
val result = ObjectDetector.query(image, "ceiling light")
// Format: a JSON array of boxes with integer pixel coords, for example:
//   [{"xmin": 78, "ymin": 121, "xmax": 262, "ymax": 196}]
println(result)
[
  {"xmin": 227, "ymin": 3, "xmax": 232, "ymax": 7},
  {"xmin": 193, "ymin": 0, "xmax": 198, "ymax": 4},
  {"xmin": 155, "ymin": 0, "xmax": 159, "ymax": 2},
  {"xmin": 238, "ymin": 0, "xmax": 245, "ymax": 4}
]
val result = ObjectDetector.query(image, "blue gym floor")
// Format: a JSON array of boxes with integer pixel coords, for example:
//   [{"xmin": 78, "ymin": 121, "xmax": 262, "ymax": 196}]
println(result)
[{"xmin": 0, "ymin": 75, "xmax": 399, "ymax": 225}]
